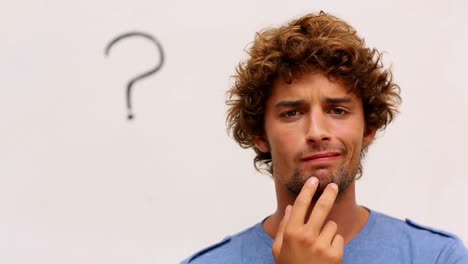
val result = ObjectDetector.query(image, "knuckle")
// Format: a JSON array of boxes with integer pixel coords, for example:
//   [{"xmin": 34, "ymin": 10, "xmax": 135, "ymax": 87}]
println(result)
[
  {"xmin": 312, "ymin": 243, "xmax": 327, "ymax": 254},
  {"xmin": 327, "ymin": 250, "xmax": 343, "ymax": 262},
  {"xmin": 300, "ymin": 234, "xmax": 316, "ymax": 246},
  {"xmin": 295, "ymin": 196, "xmax": 309, "ymax": 206},
  {"xmin": 316, "ymin": 199, "xmax": 332, "ymax": 210},
  {"xmin": 283, "ymin": 227, "xmax": 296, "ymax": 239}
]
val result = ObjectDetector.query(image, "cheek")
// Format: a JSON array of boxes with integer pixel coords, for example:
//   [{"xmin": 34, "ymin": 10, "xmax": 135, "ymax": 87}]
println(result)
[
  {"xmin": 269, "ymin": 129, "xmax": 301, "ymax": 177},
  {"xmin": 268, "ymin": 128, "xmax": 302, "ymax": 160},
  {"xmin": 332, "ymin": 121, "xmax": 365, "ymax": 153}
]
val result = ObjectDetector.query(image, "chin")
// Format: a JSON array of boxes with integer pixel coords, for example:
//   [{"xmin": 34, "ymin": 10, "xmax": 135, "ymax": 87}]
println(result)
[
  {"xmin": 285, "ymin": 167, "xmax": 334, "ymax": 195},
  {"xmin": 287, "ymin": 166, "xmax": 353, "ymax": 197},
  {"xmin": 313, "ymin": 168, "xmax": 334, "ymax": 182},
  {"xmin": 309, "ymin": 168, "xmax": 335, "ymax": 195}
]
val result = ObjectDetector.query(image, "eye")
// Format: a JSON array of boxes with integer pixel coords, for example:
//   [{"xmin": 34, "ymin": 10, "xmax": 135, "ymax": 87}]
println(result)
[
  {"xmin": 281, "ymin": 110, "xmax": 301, "ymax": 119},
  {"xmin": 285, "ymin": 110, "xmax": 298, "ymax": 117},
  {"xmin": 330, "ymin": 108, "xmax": 347, "ymax": 115}
]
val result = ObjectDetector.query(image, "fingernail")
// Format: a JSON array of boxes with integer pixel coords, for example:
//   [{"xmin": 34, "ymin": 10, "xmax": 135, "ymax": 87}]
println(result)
[
  {"xmin": 308, "ymin": 177, "xmax": 318, "ymax": 185},
  {"xmin": 329, "ymin": 183, "xmax": 338, "ymax": 190}
]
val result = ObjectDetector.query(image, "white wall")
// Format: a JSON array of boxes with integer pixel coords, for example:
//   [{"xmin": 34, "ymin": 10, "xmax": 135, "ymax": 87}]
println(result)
[{"xmin": 1, "ymin": 0, "xmax": 467, "ymax": 263}]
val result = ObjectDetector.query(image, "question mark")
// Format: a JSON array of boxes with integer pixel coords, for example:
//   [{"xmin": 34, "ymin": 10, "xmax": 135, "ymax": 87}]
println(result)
[{"xmin": 105, "ymin": 31, "xmax": 165, "ymax": 120}]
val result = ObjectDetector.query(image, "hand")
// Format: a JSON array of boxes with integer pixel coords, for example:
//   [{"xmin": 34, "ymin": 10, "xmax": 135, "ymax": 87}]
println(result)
[{"xmin": 272, "ymin": 177, "xmax": 344, "ymax": 264}]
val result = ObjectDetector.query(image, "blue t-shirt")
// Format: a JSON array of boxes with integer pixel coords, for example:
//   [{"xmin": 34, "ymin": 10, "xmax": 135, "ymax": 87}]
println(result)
[{"xmin": 181, "ymin": 210, "xmax": 468, "ymax": 263}]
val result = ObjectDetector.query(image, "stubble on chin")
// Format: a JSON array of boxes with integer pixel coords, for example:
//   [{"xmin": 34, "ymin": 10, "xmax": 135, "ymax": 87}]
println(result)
[{"xmin": 285, "ymin": 165, "xmax": 354, "ymax": 201}]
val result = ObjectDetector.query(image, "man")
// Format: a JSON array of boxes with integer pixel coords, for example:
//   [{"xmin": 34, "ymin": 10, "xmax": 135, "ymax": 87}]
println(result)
[{"xmin": 182, "ymin": 11, "xmax": 468, "ymax": 263}]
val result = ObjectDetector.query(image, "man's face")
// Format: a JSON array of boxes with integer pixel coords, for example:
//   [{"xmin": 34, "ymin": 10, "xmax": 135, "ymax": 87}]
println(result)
[{"xmin": 255, "ymin": 71, "xmax": 375, "ymax": 199}]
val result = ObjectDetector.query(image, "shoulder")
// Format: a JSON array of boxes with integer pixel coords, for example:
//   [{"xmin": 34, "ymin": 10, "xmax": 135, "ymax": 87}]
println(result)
[
  {"xmin": 372, "ymin": 211, "xmax": 461, "ymax": 242},
  {"xmin": 180, "ymin": 222, "xmax": 274, "ymax": 264},
  {"xmin": 402, "ymin": 217, "xmax": 468, "ymax": 263},
  {"xmin": 371, "ymin": 211, "xmax": 468, "ymax": 263},
  {"xmin": 180, "ymin": 236, "xmax": 232, "ymax": 264}
]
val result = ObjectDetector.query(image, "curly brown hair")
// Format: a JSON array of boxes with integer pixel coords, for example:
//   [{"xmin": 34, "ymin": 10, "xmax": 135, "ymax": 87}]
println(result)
[{"xmin": 226, "ymin": 11, "xmax": 401, "ymax": 176}]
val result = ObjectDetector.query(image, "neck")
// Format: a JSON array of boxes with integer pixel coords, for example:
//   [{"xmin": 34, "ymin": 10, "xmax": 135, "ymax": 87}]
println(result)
[{"xmin": 263, "ymin": 177, "xmax": 369, "ymax": 245}]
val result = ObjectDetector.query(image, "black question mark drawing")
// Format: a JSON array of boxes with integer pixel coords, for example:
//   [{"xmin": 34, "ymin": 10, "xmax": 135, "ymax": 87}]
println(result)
[{"xmin": 105, "ymin": 31, "xmax": 165, "ymax": 120}]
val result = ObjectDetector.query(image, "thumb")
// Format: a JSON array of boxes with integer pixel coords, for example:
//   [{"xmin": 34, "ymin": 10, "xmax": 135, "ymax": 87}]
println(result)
[{"xmin": 272, "ymin": 205, "xmax": 291, "ymax": 261}]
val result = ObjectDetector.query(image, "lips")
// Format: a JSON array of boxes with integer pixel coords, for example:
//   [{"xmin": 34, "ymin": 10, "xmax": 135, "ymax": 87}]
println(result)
[{"xmin": 300, "ymin": 152, "xmax": 341, "ymax": 162}]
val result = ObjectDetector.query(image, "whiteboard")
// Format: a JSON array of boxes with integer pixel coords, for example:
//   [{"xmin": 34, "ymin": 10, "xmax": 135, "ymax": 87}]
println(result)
[{"xmin": 1, "ymin": 0, "xmax": 467, "ymax": 263}]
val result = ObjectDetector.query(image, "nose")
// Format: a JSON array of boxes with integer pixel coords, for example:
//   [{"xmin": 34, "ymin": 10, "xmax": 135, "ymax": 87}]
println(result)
[{"xmin": 305, "ymin": 110, "xmax": 331, "ymax": 143}]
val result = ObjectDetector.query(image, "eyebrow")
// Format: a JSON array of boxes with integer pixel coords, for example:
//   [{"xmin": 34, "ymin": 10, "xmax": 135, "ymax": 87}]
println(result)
[
  {"xmin": 325, "ymin": 97, "xmax": 353, "ymax": 104},
  {"xmin": 274, "ymin": 100, "xmax": 306, "ymax": 108},
  {"xmin": 274, "ymin": 97, "xmax": 353, "ymax": 108}
]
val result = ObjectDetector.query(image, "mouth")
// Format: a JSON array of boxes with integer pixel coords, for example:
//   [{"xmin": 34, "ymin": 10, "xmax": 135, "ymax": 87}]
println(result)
[{"xmin": 300, "ymin": 152, "xmax": 341, "ymax": 164}]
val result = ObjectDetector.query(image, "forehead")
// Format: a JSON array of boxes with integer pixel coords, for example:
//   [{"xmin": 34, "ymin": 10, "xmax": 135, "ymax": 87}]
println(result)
[{"xmin": 269, "ymin": 72, "xmax": 355, "ymax": 101}]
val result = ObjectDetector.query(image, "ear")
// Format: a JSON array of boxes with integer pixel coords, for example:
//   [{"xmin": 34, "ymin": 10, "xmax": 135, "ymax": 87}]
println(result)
[
  {"xmin": 362, "ymin": 128, "xmax": 377, "ymax": 148},
  {"xmin": 254, "ymin": 136, "xmax": 270, "ymax": 153}
]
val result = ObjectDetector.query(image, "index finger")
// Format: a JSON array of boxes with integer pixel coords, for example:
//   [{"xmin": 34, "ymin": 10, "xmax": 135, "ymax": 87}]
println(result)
[
  {"xmin": 306, "ymin": 183, "xmax": 339, "ymax": 229},
  {"xmin": 288, "ymin": 176, "xmax": 319, "ymax": 226}
]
